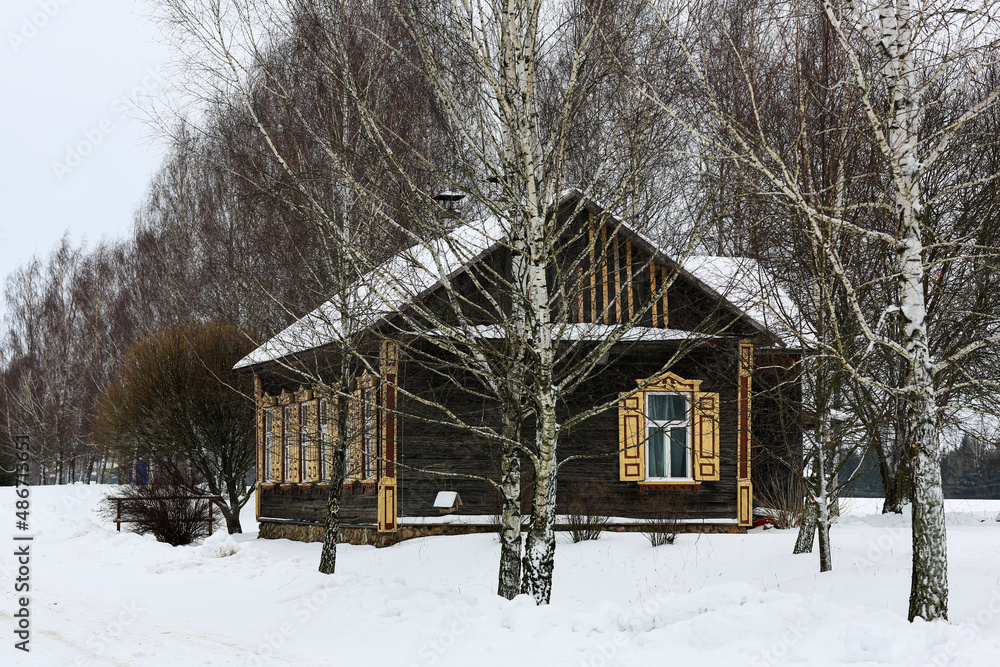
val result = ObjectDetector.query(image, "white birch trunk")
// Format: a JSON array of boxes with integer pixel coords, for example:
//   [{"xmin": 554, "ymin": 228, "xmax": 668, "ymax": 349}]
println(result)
[
  {"xmin": 519, "ymin": 211, "xmax": 559, "ymax": 605},
  {"xmin": 900, "ymin": 220, "xmax": 949, "ymax": 620},
  {"xmin": 497, "ymin": 413, "xmax": 522, "ymax": 599},
  {"xmin": 882, "ymin": 0, "xmax": 948, "ymax": 621},
  {"xmin": 794, "ymin": 496, "xmax": 817, "ymax": 554},
  {"xmin": 816, "ymin": 442, "xmax": 832, "ymax": 572},
  {"xmin": 494, "ymin": 0, "xmax": 561, "ymax": 605}
]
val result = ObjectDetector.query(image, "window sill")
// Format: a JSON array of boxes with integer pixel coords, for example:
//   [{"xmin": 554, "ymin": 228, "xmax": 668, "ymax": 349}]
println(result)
[
  {"xmin": 343, "ymin": 480, "xmax": 377, "ymax": 493},
  {"xmin": 260, "ymin": 481, "xmax": 333, "ymax": 486},
  {"xmin": 639, "ymin": 479, "xmax": 700, "ymax": 491},
  {"xmin": 260, "ymin": 482, "xmax": 330, "ymax": 495}
]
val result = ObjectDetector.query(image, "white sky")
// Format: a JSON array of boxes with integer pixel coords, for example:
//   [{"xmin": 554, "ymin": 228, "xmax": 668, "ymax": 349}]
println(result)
[{"xmin": 0, "ymin": 0, "xmax": 171, "ymax": 307}]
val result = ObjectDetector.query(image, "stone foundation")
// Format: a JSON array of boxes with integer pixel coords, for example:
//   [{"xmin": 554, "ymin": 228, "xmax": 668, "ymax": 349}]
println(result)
[
  {"xmin": 258, "ymin": 521, "xmax": 326, "ymax": 543},
  {"xmin": 258, "ymin": 519, "xmax": 744, "ymax": 546}
]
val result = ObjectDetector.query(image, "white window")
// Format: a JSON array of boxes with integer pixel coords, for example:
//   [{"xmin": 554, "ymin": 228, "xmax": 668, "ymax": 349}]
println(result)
[
  {"xmin": 319, "ymin": 398, "xmax": 329, "ymax": 481},
  {"xmin": 264, "ymin": 409, "xmax": 274, "ymax": 482},
  {"xmin": 283, "ymin": 405, "xmax": 292, "ymax": 482},
  {"xmin": 646, "ymin": 393, "xmax": 690, "ymax": 479},
  {"xmin": 362, "ymin": 388, "xmax": 377, "ymax": 480},
  {"xmin": 300, "ymin": 403, "xmax": 311, "ymax": 482}
]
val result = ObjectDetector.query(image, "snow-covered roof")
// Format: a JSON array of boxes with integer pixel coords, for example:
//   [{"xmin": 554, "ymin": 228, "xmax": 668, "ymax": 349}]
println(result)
[
  {"xmin": 681, "ymin": 256, "xmax": 803, "ymax": 347},
  {"xmin": 423, "ymin": 324, "xmax": 714, "ymax": 343},
  {"xmin": 234, "ymin": 216, "xmax": 505, "ymax": 369},
  {"xmin": 236, "ymin": 207, "xmax": 799, "ymax": 370}
]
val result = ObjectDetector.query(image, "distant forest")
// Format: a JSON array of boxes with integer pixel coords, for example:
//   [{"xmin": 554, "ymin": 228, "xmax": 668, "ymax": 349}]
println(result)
[{"xmin": 843, "ymin": 435, "xmax": 1000, "ymax": 500}]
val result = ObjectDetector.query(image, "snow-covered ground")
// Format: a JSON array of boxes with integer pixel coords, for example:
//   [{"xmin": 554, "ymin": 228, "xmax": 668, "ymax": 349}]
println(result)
[{"xmin": 2, "ymin": 487, "xmax": 999, "ymax": 666}]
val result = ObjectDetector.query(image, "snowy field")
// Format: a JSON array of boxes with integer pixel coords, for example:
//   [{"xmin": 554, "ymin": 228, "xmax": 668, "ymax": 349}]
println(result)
[{"xmin": 2, "ymin": 487, "xmax": 999, "ymax": 666}]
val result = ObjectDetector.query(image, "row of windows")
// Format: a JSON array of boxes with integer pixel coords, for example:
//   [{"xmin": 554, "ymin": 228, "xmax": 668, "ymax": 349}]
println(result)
[
  {"xmin": 264, "ymin": 393, "xmax": 692, "ymax": 483},
  {"xmin": 262, "ymin": 384, "xmax": 386, "ymax": 484},
  {"xmin": 264, "ymin": 393, "xmax": 692, "ymax": 484},
  {"xmin": 265, "ymin": 392, "xmax": 697, "ymax": 484},
  {"xmin": 263, "ymin": 398, "xmax": 333, "ymax": 483}
]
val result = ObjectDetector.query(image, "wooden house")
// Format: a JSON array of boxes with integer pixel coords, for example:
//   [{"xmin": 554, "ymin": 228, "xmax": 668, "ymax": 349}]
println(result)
[{"xmin": 234, "ymin": 193, "xmax": 802, "ymax": 545}]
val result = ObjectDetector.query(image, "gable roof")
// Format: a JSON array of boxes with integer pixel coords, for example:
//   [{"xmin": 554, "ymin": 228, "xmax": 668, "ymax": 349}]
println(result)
[
  {"xmin": 235, "ymin": 215, "xmax": 505, "ymax": 369},
  {"xmin": 681, "ymin": 255, "xmax": 801, "ymax": 348},
  {"xmin": 236, "ymin": 197, "xmax": 799, "ymax": 370}
]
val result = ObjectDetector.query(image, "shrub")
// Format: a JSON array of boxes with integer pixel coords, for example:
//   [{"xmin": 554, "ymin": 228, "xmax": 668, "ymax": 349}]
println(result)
[
  {"xmin": 100, "ymin": 482, "xmax": 215, "ymax": 546},
  {"xmin": 641, "ymin": 491, "xmax": 682, "ymax": 547},
  {"xmin": 567, "ymin": 511, "xmax": 607, "ymax": 543},
  {"xmin": 94, "ymin": 321, "xmax": 254, "ymax": 534},
  {"xmin": 754, "ymin": 478, "xmax": 806, "ymax": 529},
  {"xmin": 565, "ymin": 482, "xmax": 608, "ymax": 542}
]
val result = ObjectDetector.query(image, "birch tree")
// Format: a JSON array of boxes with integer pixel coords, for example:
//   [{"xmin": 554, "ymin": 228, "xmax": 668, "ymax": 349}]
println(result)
[
  {"xmin": 692, "ymin": 3, "xmax": 881, "ymax": 572},
  {"xmin": 156, "ymin": 0, "xmax": 704, "ymax": 604},
  {"xmin": 299, "ymin": 0, "xmax": 695, "ymax": 603},
  {"xmin": 1, "ymin": 240, "xmax": 93, "ymax": 484},
  {"xmin": 156, "ymin": 0, "xmax": 465, "ymax": 580},
  {"xmin": 650, "ymin": 0, "xmax": 1000, "ymax": 620}
]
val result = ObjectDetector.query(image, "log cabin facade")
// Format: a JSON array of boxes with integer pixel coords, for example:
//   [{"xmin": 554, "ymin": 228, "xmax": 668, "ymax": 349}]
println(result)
[{"xmin": 236, "ymin": 193, "xmax": 801, "ymax": 545}]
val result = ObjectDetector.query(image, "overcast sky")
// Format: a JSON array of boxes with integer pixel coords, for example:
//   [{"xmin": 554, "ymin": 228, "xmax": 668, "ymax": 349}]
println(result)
[{"xmin": 0, "ymin": 0, "xmax": 171, "ymax": 309}]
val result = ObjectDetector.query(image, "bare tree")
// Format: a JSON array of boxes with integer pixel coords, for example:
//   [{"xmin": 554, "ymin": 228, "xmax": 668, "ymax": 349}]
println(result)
[
  {"xmin": 1, "ymin": 240, "xmax": 95, "ymax": 485},
  {"xmin": 690, "ymin": 2, "xmax": 882, "ymax": 571},
  {"xmin": 649, "ymin": 0, "xmax": 1000, "ymax": 620},
  {"xmin": 154, "ymin": 0, "xmax": 716, "ymax": 605}
]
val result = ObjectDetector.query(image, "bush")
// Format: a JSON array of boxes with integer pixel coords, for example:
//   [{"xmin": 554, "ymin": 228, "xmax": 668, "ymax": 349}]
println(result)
[
  {"xmin": 94, "ymin": 321, "xmax": 255, "ymax": 534},
  {"xmin": 100, "ymin": 483, "xmax": 215, "ymax": 546},
  {"xmin": 754, "ymin": 478, "xmax": 805, "ymax": 529},
  {"xmin": 567, "ymin": 511, "xmax": 607, "ymax": 543},
  {"xmin": 641, "ymin": 491, "xmax": 682, "ymax": 547},
  {"xmin": 565, "ymin": 482, "xmax": 608, "ymax": 542}
]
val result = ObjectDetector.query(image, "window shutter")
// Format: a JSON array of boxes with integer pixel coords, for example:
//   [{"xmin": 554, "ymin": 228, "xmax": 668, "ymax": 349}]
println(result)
[
  {"xmin": 693, "ymin": 392, "xmax": 720, "ymax": 481},
  {"xmin": 304, "ymin": 400, "xmax": 320, "ymax": 482},
  {"xmin": 348, "ymin": 389, "xmax": 362, "ymax": 481},
  {"xmin": 618, "ymin": 391, "xmax": 645, "ymax": 481},
  {"xmin": 270, "ymin": 408, "xmax": 284, "ymax": 482},
  {"xmin": 738, "ymin": 480, "xmax": 753, "ymax": 526},
  {"xmin": 378, "ymin": 480, "xmax": 398, "ymax": 532}
]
